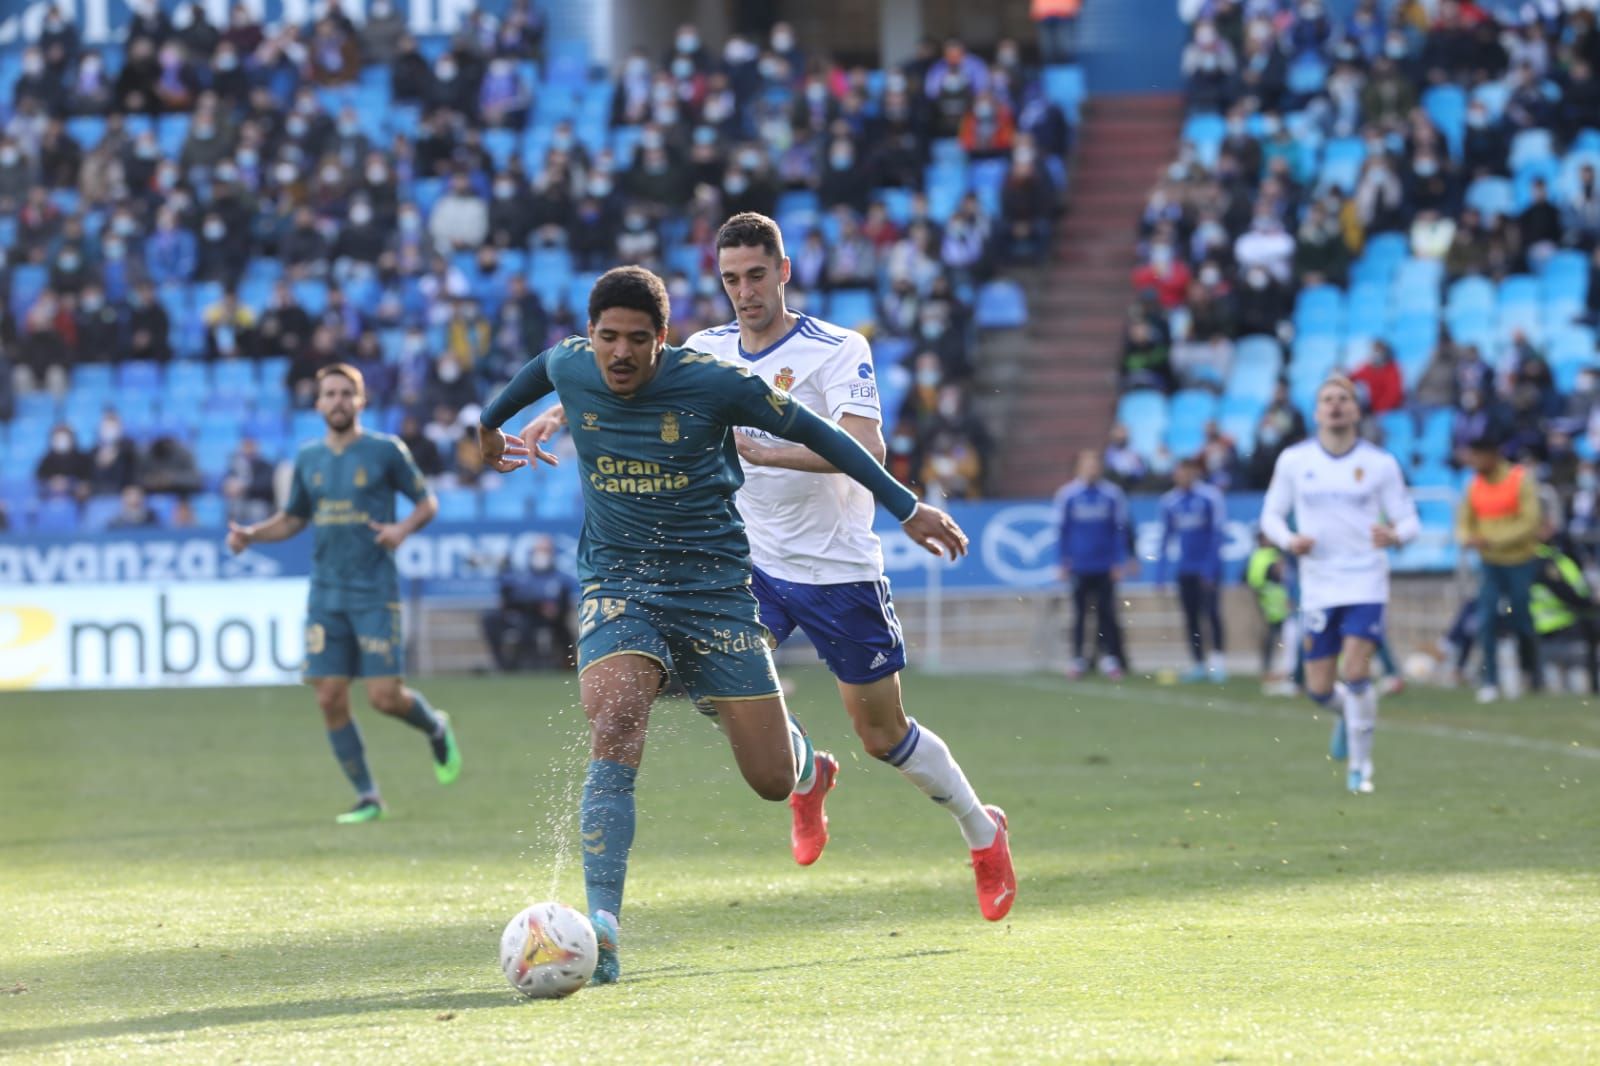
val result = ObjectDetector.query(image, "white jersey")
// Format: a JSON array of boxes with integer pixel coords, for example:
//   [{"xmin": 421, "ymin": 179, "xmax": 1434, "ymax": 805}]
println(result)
[
  {"xmin": 685, "ymin": 313, "xmax": 885, "ymax": 584},
  {"xmin": 1259, "ymin": 438, "xmax": 1420, "ymax": 612}
]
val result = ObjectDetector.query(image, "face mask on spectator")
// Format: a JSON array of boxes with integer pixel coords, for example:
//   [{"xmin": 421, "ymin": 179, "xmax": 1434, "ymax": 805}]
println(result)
[
  {"xmin": 551, "ymin": 129, "xmax": 573, "ymax": 149},
  {"xmin": 0, "ymin": 147, "xmax": 18, "ymax": 167},
  {"xmin": 772, "ymin": 29, "xmax": 794, "ymax": 52},
  {"xmin": 676, "ymin": 31, "xmax": 699, "ymax": 53},
  {"xmin": 1246, "ymin": 269, "xmax": 1269, "ymax": 289},
  {"xmin": 1385, "ymin": 38, "xmax": 1406, "ymax": 59},
  {"xmin": 1200, "ymin": 265, "xmax": 1222, "ymax": 286},
  {"xmin": 626, "ymin": 57, "xmax": 650, "ymax": 78},
  {"xmin": 640, "ymin": 129, "xmax": 664, "ymax": 151},
  {"xmin": 724, "ymin": 172, "xmax": 748, "ymax": 195},
  {"xmin": 287, "ymin": 117, "xmax": 309, "ymax": 138},
  {"xmin": 275, "ymin": 162, "xmax": 296, "ymax": 183},
  {"xmin": 672, "ymin": 57, "xmax": 694, "ymax": 79},
  {"xmin": 588, "ymin": 177, "xmax": 613, "ymax": 197},
  {"xmin": 1196, "ymin": 25, "xmax": 1217, "ymax": 45},
  {"xmin": 82, "ymin": 292, "xmax": 104, "ymax": 312},
  {"xmin": 99, "ymin": 419, "xmax": 121, "ymax": 444},
  {"xmin": 1414, "ymin": 158, "xmax": 1438, "ymax": 177},
  {"xmin": 624, "ymin": 212, "xmax": 647, "ymax": 231},
  {"xmin": 238, "ymin": 149, "xmax": 258, "ymax": 167},
  {"xmin": 51, "ymin": 431, "xmax": 73, "ymax": 453},
  {"xmin": 320, "ymin": 164, "xmax": 341, "ymax": 184},
  {"xmin": 22, "ymin": 55, "xmax": 42, "ymax": 76},
  {"xmin": 136, "ymin": 139, "xmax": 159, "ymax": 159},
  {"xmin": 59, "ymin": 251, "xmax": 80, "ymax": 270},
  {"xmin": 157, "ymin": 168, "xmax": 178, "ymax": 190},
  {"xmin": 437, "ymin": 358, "xmax": 461, "ymax": 383},
  {"xmin": 437, "ymin": 62, "xmax": 457, "ymax": 82},
  {"xmin": 693, "ymin": 125, "xmax": 717, "ymax": 147},
  {"xmin": 916, "ymin": 367, "xmax": 941, "ymax": 387},
  {"xmin": 194, "ymin": 122, "xmax": 215, "ymax": 140},
  {"xmin": 829, "ymin": 147, "xmax": 853, "ymax": 169},
  {"xmin": 759, "ymin": 57, "xmax": 784, "ymax": 81},
  {"xmin": 216, "ymin": 52, "xmax": 238, "ymax": 71},
  {"xmin": 492, "ymin": 180, "xmax": 515, "ymax": 199},
  {"xmin": 1014, "ymin": 146, "xmax": 1036, "ymax": 166}
]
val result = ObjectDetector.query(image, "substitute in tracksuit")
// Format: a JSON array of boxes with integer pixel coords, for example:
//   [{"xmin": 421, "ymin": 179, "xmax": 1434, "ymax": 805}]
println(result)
[
  {"xmin": 1159, "ymin": 456, "xmax": 1227, "ymax": 681},
  {"xmin": 1054, "ymin": 448, "xmax": 1132, "ymax": 679}
]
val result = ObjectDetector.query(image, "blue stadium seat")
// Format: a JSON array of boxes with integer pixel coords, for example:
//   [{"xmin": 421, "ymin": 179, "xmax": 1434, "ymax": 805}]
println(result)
[
  {"xmin": 293, "ymin": 279, "xmax": 329, "ymax": 317},
  {"xmin": 1423, "ymin": 84, "xmax": 1466, "ymax": 157},
  {"xmin": 1417, "ymin": 409, "xmax": 1454, "ymax": 458},
  {"xmin": 1447, "ymin": 275, "xmax": 1496, "ymax": 315},
  {"xmin": 1041, "ymin": 65, "xmax": 1085, "ymax": 123},
  {"xmin": 33, "ymin": 496, "xmax": 80, "ymax": 534},
  {"xmin": 15, "ymin": 392, "xmax": 57, "ymax": 422},
  {"xmin": 1510, "ymin": 128, "xmax": 1555, "ymax": 172},
  {"xmin": 116, "ymin": 360, "xmax": 162, "ymax": 392},
  {"xmin": 1170, "ymin": 389, "xmax": 1218, "ymax": 427},
  {"xmin": 1465, "ymin": 176, "xmax": 1515, "ymax": 221},
  {"xmin": 1345, "ymin": 283, "xmax": 1390, "ymax": 335},
  {"xmin": 66, "ymin": 115, "xmax": 106, "ymax": 147},
  {"xmin": 1377, "ymin": 411, "xmax": 1416, "ymax": 457},
  {"xmin": 1286, "ymin": 55, "xmax": 1327, "ymax": 97},
  {"xmin": 973, "ymin": 280, "xmax": 1028, "ymax": 330},
  {"xmin": 1471, "ymin": 80, "xmax": 1511, "ymax": 119},
  {"xmin": 82, "ymin": 495, "xmax": 123, "ymax": 532},
  {"xmin": 213, "ymin": 360, "xmax": 256, "ymax": 398},
  {"xmin": 1116, "ymin": 390, "xmax": 1169, "ymax": 457},
  {"xmin": 1497, "ymin": 302, "xmax": 1543, "ymax": 343},
  {"xmin": 191, "ymin": 493, "xmax": 225, "ymax": 527},
  {"xmin": 168, "ymin": 361, "xmax": 209, "ymax": 398},
  {"xmin": 930, "ymin": 139, "xmax": 968, "ymax": 166},
  {"xmin": 873, "ymin": 337, "xmax": 913, "ymax": 368},
  {"xmin": 1182, "ymin": 112, "xmax": 1226, "ymax": 166},
  {"xmin": 1393, "ymin": 259, "xmax": 1443, "ymax": 311},
  {"xmin": 1513, "ymin": 158, "xmax": 1561, "ymax": 208},
  {"xmin": 1291, "ymin": 335, "xmax": 1339, "ymax": 377},
  {"xmin": 827, "ymin": 289, "xmax": 877, "ymax": 331},
  {"xmin": 10, "ymin": 264, "xmax": 47, "ymax": 319},
  {"xmin": 1498, "ymin": 274, "xmax": 1539, "ymax": 309},
  {"xmin": 1292, "ymin": 286, "xmax": 1343, "ymax": 335},
  {"xmin": 1218, "ymin": 396, "xmax": 1264, "ymax": 455},
  {"xmin": 72, "ymin": 364, "xmax": 115, "ymax": 396}
]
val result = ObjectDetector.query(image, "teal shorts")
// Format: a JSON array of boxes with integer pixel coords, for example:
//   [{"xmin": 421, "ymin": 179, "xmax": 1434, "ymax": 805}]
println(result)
[
  {"xmin": 304, "ymin": 603, "xmax": 405, "ymax": 679},
  {"xmin": 576, "ymin": 586, "xmax": 780, "ymax": 703}
]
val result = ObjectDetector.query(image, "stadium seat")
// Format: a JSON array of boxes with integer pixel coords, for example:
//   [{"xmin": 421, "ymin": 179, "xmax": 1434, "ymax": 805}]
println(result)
[
  {"xmin": 33, "ymin": 496, "xmax": 79, "ymax": 534},
  {"xmin": 116, "ymin": 361, "xmax": 162, "ymax": 392},
  {"xmin": 1471, "ymin": 80, "xmax": 1511, "ymax": 119},
  {"xmin": 1041, "ymin": 64, "xmax": 1085, "ymax": 123},
  {"xmin": 1510, "ymin": 128, "xmax": 1556, "ymax": 173},
  {"xmin": 482, "ymin": 490, "xmax": 529, "ymax": 521},
  {"xmin": 827, "ymin": 289, "xmax": 877, "ymax": 331},
  {"xmin": 10, "ymin": 264, "xmax": 47, "ymax": 319},
  {"xmin": 1446, "ymin": 275, "xmax": 1496, "ymax": 315},
  {"xmin": 1291, "ymin": 335, "xmax": 1340, "ymax": 377},
  {"xmin": 436, "ymin": 489, "xmax": 480, "ymax": 523},
  {"xmin": 82, "ymin": 495, "xmax": 123, "ymax": 532},
  {"xmin": 973, "ymin": 280, "xmax": 1028, "ymax": 330},
  {"xmin": 1292, "ymin": 286, "xmax": 1343, "ymax": 335},
  {"xmin": 1423, "ymin": 84, "xmax": 1466, "ymax": 157},
  {"xmin": 1182, "ymin": 112, "xmax": 1226, "ymax": 166},
  {"xmin": 213, "ymin": 360, "xmax": 257, "ymax": 399},
  {"xmin": 1169, "ymin": 389, "xmax": 1218, "ymax": 428},
  {"xmin": 1345, "ymin": 283, "xmax": 1390, "ymax": 335},
  {"xmin": 1498, "ymin": 275, "xmax": 1539, "ymax": 309},
  {"xmin": 1465, "ymin": 177, "xmax": 1516, "ymax": 221}
]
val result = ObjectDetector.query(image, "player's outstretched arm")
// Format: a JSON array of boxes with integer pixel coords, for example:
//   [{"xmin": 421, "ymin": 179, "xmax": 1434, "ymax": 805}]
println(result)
[
  {"xmin": 760, "ymin": 397, "xmax": 967, "ymax": 558},
  {"xmin": 478, "ymin": 349, "xmax": 557, "ymax": 472},
  {"xmin": 226, "ymin": 513, "xmax": 307, "ymax": 554},
  {"xmin": 736, "ymin": 413, "xmax": 886, "ymax": 473}
]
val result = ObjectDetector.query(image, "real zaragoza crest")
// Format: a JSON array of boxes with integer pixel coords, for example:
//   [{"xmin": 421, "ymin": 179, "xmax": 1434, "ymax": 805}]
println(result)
[
  {"xmin": 660, "ymin": 412, "xmax": 680, "ymax": 443},
  {"xmin": 774, "ymin": 366, "xmax": 795, "ymax": 391}
]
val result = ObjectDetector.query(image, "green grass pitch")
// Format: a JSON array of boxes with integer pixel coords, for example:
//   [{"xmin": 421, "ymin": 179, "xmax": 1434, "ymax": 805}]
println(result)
[{"xmin": 3, "ymin": 669, "xmax": 1599, "ymax": 1063}]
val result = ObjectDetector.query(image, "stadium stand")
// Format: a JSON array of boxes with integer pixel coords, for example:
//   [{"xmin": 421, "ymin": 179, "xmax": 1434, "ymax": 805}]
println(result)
[
  {"xmin": 1114, "ymin": 0, "xmax": 1600, "ymax": 535},
  {"xmin": 0, "ymin": 5, "xmax": 1079, "ymax": 533}
]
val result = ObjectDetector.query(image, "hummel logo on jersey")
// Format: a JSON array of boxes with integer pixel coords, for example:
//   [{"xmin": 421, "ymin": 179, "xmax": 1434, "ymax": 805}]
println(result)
[{"xmin": 869, "ymin": 651, "xmax": 889, "ymax": 669}]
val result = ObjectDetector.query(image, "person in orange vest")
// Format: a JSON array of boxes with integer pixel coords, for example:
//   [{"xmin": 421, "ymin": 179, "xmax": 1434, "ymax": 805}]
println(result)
[
  {"xmin": 1457, "ymin": 431, "xmax": 1544, "ymax": 704},
  {"xmin": 1032, "ymin": 0, "xmax": 1083, "ymax": 63}
]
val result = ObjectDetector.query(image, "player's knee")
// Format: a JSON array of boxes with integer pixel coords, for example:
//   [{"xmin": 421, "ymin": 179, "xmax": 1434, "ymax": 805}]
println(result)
[
  {"xmin": 368, "ymin": 684, "xmax": 409, "ymax": 715},
  {"xmin": 591, "ymin": 705, "xmax": 649, "ymax": 748},
  {"xmin": 855, "ymin": 721, "xmax": 905, "ymax": 760}
]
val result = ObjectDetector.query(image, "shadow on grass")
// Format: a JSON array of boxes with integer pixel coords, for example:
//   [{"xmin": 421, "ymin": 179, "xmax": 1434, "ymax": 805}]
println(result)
[{"xmin": 1, "ymin": 937, "xmax": 960, "ymax": 1051}]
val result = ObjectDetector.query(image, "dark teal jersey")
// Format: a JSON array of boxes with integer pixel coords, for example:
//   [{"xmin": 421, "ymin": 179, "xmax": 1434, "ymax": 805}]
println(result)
[
  {"xmin": 481, "ymin": 336, "xmax": 917, "ymax": 596},
  {"xmin": 285, "ymin": 430, "xmax": 430, "ymax": 610}
]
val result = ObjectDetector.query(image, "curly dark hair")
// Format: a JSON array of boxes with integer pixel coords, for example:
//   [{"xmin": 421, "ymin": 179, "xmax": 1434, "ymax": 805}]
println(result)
[
  {"xmin": 587, "ymin": 265, "xmax": 671, "ymax": 333},
  {"xmin": 715, "ymin": 212, "xmax": 786, "ymax": 260}
]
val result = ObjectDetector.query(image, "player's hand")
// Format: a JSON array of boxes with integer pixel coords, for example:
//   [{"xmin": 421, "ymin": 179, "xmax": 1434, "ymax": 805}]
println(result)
[
  {"xmin": 1288, "ymin": 534, "xmax": 1316, "ymax": 555},
  {"xmin": 1371, "ymin": 523, "xmax": 1401, "ymax": 548},
  {"xmin": 368, "ymin": 521, "xmax": 407, "ymax": 550},
  {"xmin": 225, "ymin": 521, "xmax": 252, "ymax": 554},
  {"xmin": 901, "ymin": 502, "xmax": 969, "ymax": 559},
  {"xmin": 518, "ymin": 407, "xmax": 566, "ymax": 468},
  {"xmin": 733, "ymin": 431, "xmax": 774, "ymax": 466},
  {"xmin": 478, "ymin": 424, "xmax": 530, "ymax": 473}
]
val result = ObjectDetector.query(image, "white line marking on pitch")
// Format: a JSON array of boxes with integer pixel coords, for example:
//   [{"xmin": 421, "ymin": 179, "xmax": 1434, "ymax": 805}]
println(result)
[{"xmin": 1009, "ymin": 677, "xmax": 1600, "ymax": 762}]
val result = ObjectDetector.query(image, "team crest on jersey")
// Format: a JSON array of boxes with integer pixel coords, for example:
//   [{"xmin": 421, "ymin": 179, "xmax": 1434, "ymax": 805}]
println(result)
[
  {"xmin": 774, "ymin": 366, "xmax": 795, "ymax": 391},
  {"xmin": 660, "ymin": 412, "xmax": 681, "ymax": 443},
  {"xmin": 581, "ymin": 412, "xmax": 600, "ymax": 430},
  {"xmin": 1353, "ymin": 467, "xmax": 1364, "ymax": 482},
  {"xmin": 353, "ymin": 466, "xmax": 367, "ymax": 487}
]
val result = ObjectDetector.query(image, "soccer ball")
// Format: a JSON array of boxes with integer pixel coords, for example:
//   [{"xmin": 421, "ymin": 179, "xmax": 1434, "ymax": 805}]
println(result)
[
  {"xmin": 499, "ymin": 902, "xmax": 598, "ymax": 999},
  {"xmin": 1403, "ymin": 650, "xmax": 1440, "ymax": 683}
]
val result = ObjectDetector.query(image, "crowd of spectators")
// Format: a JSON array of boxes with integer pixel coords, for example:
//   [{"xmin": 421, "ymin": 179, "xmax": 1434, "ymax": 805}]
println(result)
[
  {"xmin": 0, "ymin": 2, "xmax": 1076, "ymax": 530},
  {"xmin": 1113, "ymin": 0, "xmax": 1600, "ymax": 533}
]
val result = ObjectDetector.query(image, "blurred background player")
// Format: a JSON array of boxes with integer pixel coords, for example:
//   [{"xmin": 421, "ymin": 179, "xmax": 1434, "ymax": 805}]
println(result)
[
  {"xmin": 1530, "ymin": 533, "xmax": 1599, "ymax": 694},
  {"xmin": 477, "ymin": 267, "xmax": 973, "ymax": 984},
  {"xmin": 1054, "ymin": 448, "xmax": 1131, "ymax": 680},
  {"xmin": 480, "ymin": 534, "xmax": 577, "ymax": 672},
  {"xmin": 1260, "ymin": 376, "xmax": 1418, "ymax": 795},
  {"xmin": 225, "ymin": 364, "xmax": 460, "ymax": 823},
  {"xmin": 1158, "ymin": 455, "xmax": 1227, "ymax": 682},
  {"xmin": 1245, "ymin": 529, "xmax": 1298, "ymax": 696}
]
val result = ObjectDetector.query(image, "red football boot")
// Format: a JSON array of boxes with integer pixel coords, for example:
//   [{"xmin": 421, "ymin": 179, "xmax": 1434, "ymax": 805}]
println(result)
[
  {"xmin": 971, "ymin": 805, "xmax": 1016, "ymax": 921},
  {"xmin": 788, "ymin": 751, "xmax": 839, "ymax": 866}
]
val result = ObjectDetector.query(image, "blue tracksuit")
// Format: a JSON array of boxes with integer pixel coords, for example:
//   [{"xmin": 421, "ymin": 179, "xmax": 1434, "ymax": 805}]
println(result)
[
  {"xmin": 1157, "ymin": 484, "xmax": 1225, "ymax": 583},
  {"xmin": 1159, "ymin": 483, "xmax": 1228, "ymax": 663},
  {"xmin": 1054, "ymin": 477, "xmax": 1130, "ymax": 667},
  {"xmin": 1054, "ymin": 478, "xmax": 1129, "ymax": 576}
]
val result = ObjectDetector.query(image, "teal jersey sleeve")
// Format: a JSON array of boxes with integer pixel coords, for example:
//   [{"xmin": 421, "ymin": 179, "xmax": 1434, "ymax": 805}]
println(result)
[
  {"xmin": 386, "ymin": 437, "xmax": 429, "ymax": 502},
  {"xmin": 709, "ymin": 363, "xmax": 918, "ymax": 523},
  {"xmin": 479, "ymin": 341, "xmax": 563, "ymax": 430},
  {"xmin": 285, "ymin": 450, "xmax": 313, "ymax": 520}
]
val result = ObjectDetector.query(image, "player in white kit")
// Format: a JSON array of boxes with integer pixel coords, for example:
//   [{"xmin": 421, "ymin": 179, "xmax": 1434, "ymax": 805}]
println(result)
[
  {"xmin": 1260, "ymin": 376, "xmax": 1419, "ymax": 793},
  {"xmin": 519, "ymin": 216, "xmax": 1015, "ymax": 920}
]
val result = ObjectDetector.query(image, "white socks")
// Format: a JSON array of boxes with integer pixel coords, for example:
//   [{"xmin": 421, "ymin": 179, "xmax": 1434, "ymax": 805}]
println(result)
[
  {"xmin": 882, "ymin": 718, "xmax": 996, "ymax": 850},
  {"xmin": 1343, "ymin": 678, "xmax": 1378, "ymax": 776}
]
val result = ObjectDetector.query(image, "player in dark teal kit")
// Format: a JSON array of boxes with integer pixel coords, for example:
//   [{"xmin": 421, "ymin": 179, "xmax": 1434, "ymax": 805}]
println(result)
[
  {"xmin": 227, "ymin": 364, "xmax": 462, "ymax": 824},
  {"xmin": 477, "ymin": 267, "xmax": 967, "ymax": 983}
]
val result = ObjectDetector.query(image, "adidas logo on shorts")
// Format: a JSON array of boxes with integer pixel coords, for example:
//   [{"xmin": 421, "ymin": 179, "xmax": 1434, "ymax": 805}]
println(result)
[{"xmin": 869, "ymin": 652, "xmax": 889, "ymax": 669}]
